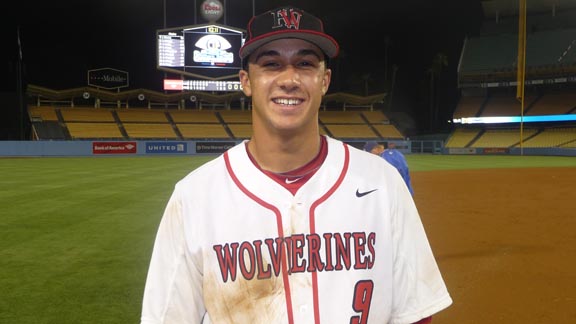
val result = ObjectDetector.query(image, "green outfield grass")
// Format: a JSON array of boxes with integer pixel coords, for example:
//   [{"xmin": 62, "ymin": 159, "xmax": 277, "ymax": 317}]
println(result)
[{"xmin": 0, "ymin": 154, "xmax": 574, "ymax": 323}]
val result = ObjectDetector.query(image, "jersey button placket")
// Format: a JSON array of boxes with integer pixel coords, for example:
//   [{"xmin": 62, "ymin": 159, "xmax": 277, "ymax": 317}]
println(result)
[{"xmin": 289, "ymin": 199, "xmax": 307, "ymax": 235}]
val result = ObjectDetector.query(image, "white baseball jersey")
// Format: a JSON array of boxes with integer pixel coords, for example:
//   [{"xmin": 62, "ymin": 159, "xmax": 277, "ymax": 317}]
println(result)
[{"xmin": 141, "ymin": 136, "xmax": 452, "ymax": 324}]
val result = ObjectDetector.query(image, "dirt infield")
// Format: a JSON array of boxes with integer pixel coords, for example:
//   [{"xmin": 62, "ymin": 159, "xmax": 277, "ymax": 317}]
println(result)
[{"xmin": 413, "ymin": 167, "xmax": 576, "ymax": 324}]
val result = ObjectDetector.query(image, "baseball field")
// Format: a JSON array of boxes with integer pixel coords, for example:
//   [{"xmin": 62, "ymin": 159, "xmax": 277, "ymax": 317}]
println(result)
[{"xmin": 1, "ymin": 154, "xmax": 574, "ymax": 323}]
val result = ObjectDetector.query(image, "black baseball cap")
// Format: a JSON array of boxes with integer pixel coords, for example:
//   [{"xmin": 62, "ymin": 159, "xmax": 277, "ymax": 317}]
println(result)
[
  {"xmin": 239, "ymin": 6, "xmax": 339, "ymax": 60},
  {"xmin": 363, "ymin": 141, "xmax": 378, "ymax": 152}
]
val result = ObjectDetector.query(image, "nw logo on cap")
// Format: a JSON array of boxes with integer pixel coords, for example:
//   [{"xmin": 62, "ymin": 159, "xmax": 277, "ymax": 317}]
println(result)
[{"xmin": 271, "ymin": 8, "xmax": 302, "ymax": 30}]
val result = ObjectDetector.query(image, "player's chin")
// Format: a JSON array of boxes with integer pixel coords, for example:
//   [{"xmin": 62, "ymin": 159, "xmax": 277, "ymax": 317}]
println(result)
[
  {"xmin": 272, "ymin": 122, "xmax": 302, "ymax": 133},
  {"xmin": 270, "ymin": 117, "xmax": 309, "ymax": 133}
]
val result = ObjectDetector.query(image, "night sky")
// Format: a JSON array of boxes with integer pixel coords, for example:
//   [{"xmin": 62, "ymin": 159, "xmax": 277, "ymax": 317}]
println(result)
[{"xmin": 5, "ymin": 0, "xmax": 485, "ymax": 133}]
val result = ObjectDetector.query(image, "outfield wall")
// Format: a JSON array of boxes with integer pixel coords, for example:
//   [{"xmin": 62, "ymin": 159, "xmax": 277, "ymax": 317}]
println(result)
[
  {"xmin": 444, "ymin": 147, "xmax": 576, "ymax": 157},
  {"xmin": 0, "ymin": 140, "xmax": 241, "ymax": 156},
  {"xmin": 0, "ymin": 140, "xmax": 414, "ymax": 157},
  {"xmin": 0, "ymin": 140, "xmax": 574, "ymax": 157}
]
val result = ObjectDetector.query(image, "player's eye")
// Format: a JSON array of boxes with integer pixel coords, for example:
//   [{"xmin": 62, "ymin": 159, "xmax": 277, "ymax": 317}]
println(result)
[
  {"xmin": 295, "ymin": 58, "xmax": 322, "ymax": 69},
  {"xmin": 297, "ymin": 60, "xmax": 315, "ymax": 67},
  {"xmin": 260, "ymin": 60, "xmax": 281, "ymax": 68}
]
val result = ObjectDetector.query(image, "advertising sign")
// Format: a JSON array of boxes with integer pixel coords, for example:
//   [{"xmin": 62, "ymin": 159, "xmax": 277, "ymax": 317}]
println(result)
[
  {"xmin": 88, "ymin": 68, "xmax": 129, "ymax": 89},
  {"xmin": 92, "ymin": 141, "xmax": 137, "ymax": 154},
  {"xmin": 146, "ymin": 142, "xmax": 188, "ymax": 154},
  {"xmin": 196, "ymin": 141, "xmax": 236, "ymax": 154}
]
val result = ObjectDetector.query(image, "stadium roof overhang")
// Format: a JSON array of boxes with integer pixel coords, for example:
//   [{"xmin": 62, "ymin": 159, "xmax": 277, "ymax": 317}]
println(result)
[{"xmin": 26, "ymin": 84, "xmax": 386, "ymax": 108}]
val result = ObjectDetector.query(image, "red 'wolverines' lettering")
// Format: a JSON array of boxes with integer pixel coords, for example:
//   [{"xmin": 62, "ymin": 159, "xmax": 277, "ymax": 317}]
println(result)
[{"xmin": 213, "ymin": 232, "xmax": 376, "ymax": 282}]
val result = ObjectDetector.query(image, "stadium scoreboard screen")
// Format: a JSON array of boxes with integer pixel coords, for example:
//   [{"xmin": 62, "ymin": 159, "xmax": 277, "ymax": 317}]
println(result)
[
  {"xmin": 157, "ymin": 24, "xmax": 245, "ymax": 79},
  {"xmin": 164, "ymin": 79, "xmax": 242, "ymax": 92}
]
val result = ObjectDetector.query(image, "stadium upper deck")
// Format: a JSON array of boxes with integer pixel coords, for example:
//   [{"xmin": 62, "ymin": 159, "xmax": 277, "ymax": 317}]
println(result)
[{"xmin": 459, "ymin": 1, "xmax": 576, "ymax": 87}]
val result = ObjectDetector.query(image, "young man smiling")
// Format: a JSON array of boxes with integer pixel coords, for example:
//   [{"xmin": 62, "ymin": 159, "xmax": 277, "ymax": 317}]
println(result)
[{"xmin": 141, "ymin": 6, "xmax": 452, "ymax": 324}]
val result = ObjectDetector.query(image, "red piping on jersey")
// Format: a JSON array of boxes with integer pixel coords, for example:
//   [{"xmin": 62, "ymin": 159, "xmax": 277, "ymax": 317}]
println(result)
[
  {"xmin": 224, "ymin": 151, "xmax": 295, "ymax": 324},
  {"xmin": 309, "ymin": 142, "xmax": 349, "ymax": 324}
]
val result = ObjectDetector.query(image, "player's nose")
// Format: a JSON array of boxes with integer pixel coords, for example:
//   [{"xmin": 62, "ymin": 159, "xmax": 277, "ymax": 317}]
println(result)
[{"xmin": 276, "ymin": 65, "xmax": 301, "ymax": 91}]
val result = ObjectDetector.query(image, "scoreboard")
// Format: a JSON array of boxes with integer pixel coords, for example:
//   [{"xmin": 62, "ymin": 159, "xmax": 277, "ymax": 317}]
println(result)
[
  {"xmin": 157, "ymin": 23, "xmax": 244, "ymax": 80},
  {"xmin": 158, "ymin": 33, "xmax": 185, "ymax": 67},
  {"xmin": 164, "ymin": 79, "xmax": 242, "ymax": 92},
  {"xmin": 157, "ymin": 24, "xmax": 243, "ymax": 70}
]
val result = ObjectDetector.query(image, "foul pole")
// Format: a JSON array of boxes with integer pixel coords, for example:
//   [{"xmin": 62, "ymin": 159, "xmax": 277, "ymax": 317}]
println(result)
[{"xmin": 516, "ymin": 0, "xmax": 527, "ymax": 156}]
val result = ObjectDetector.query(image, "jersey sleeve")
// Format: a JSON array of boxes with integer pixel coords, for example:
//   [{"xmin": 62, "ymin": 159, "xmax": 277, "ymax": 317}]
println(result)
[
  {"xmin": 389, "ymin": 180, "xmax": 452, "ymax": 323},
  {"xmin": 141, "ymin": 183, "xmax": 206, "ymax": 324}
]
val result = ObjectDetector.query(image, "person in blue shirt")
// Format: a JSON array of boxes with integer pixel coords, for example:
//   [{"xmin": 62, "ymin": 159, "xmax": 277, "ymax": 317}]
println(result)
[{"xmin": 364, "ymin": 141, "xmax": 414, "ymax": 196}]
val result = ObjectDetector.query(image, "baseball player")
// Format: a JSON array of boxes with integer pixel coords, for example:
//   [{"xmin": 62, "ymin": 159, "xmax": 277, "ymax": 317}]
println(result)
[
  {"xmin": 364, "ymin": 141, "xmax": 414, "ymax": 196},
  {"xmin": 141, "ymin": 6, "xmax": 452, "ymax": 324}
]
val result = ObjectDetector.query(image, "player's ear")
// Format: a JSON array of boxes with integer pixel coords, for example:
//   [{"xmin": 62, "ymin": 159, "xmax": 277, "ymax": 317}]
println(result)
[
  {"xmin": 321, "ymin": 69, "xmax": 331, "ymax": 95},
  {"xmin": 239, "ymin": 69, "xmax": 252, "ymax": 97}
]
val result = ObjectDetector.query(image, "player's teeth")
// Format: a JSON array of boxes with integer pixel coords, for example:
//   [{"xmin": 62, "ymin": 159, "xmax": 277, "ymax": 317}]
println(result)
[{"xmin": 275, "ymin": 98, "xmax": 300, "ymax": 105}]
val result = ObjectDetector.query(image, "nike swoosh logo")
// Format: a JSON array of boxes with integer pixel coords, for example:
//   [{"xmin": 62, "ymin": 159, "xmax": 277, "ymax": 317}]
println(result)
[
  {"xmin": 356, "ymin": 188, "xmax": 378, "ymax": 197},
  {"xmin": 285, "ymin": 177, "xmax": 303, "ymax": 184}
]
